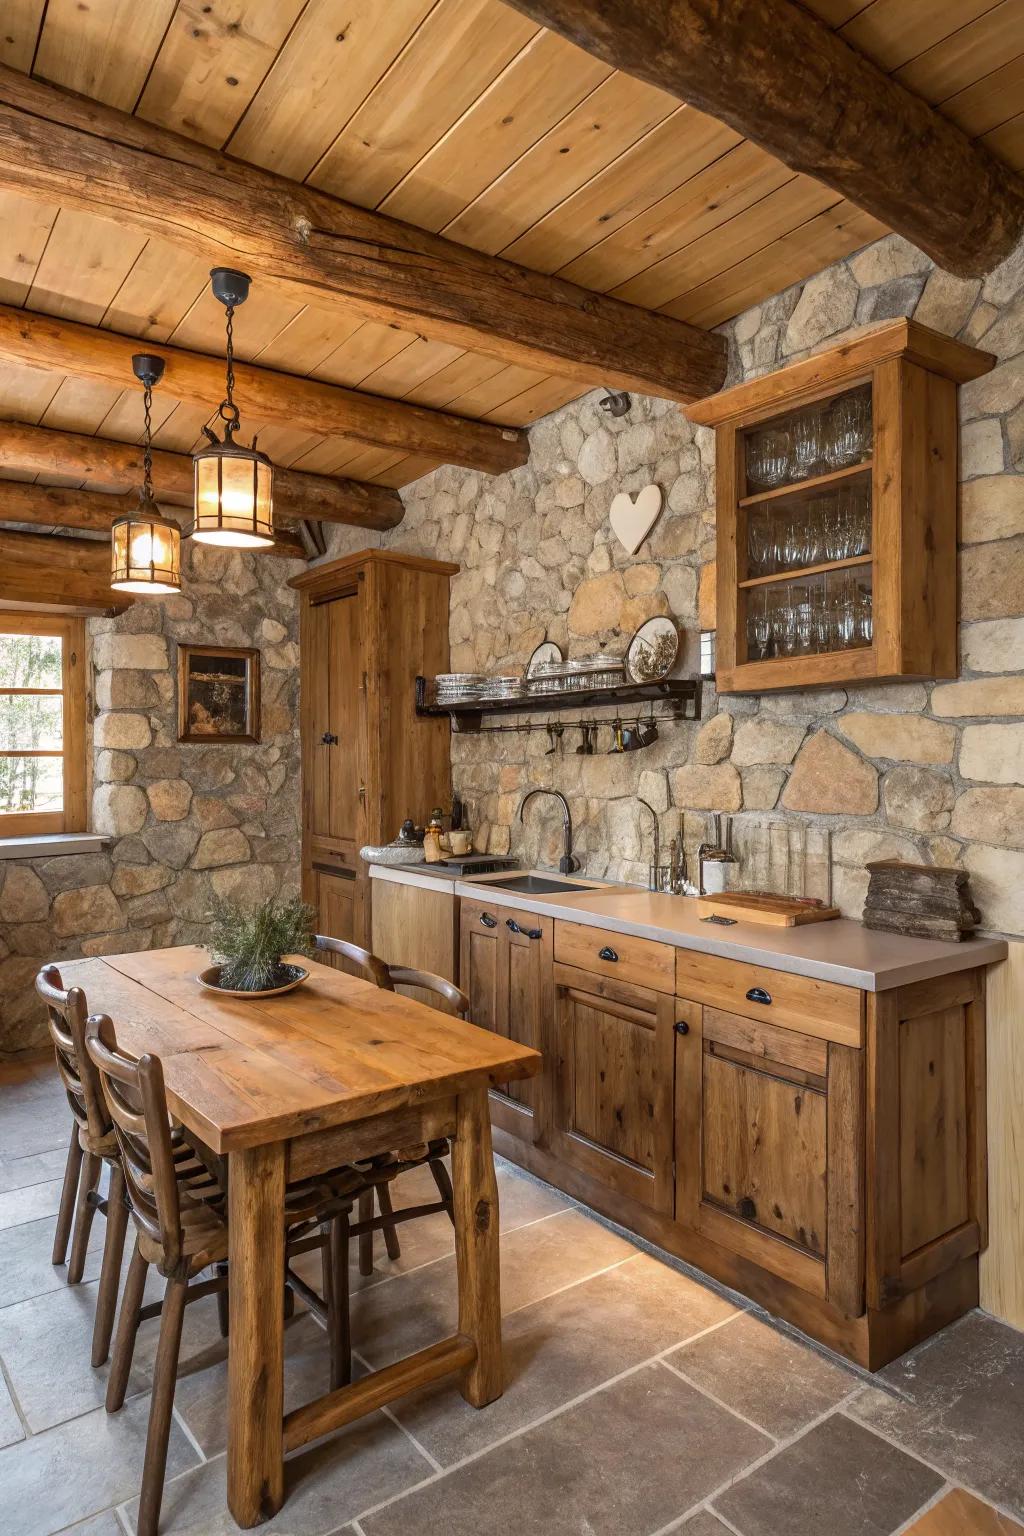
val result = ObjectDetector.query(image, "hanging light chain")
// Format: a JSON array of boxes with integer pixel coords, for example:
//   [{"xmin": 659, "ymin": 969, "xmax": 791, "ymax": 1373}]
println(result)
[
  {"xmin": 141, "ymin": 378, "xmax": 154, "ymax": 504},
  {"xmin": 219, "ymin": 303, "xmax": 241, "ymax": 436}
]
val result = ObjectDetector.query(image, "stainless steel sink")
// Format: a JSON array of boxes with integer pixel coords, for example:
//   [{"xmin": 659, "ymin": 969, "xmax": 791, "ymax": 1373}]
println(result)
[{"xmin": 479, "ymin": 874, "xmax": 596, "ymax": 895}]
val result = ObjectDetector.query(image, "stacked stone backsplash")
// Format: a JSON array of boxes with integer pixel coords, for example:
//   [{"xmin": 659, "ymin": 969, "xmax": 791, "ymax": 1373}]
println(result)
[
  {"xmin": 329, "ymin": 230, "xmax": 1024, "ymax": 936},
  {"xmin": 0, "ymin": 541, "xmax": 302, "ymax": 1050}
]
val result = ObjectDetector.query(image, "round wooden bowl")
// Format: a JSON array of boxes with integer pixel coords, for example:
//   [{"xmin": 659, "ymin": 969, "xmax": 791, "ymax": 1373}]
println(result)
[{"xmin": 196, "ymin": 963, "xmax": 308, "ymax": 999}]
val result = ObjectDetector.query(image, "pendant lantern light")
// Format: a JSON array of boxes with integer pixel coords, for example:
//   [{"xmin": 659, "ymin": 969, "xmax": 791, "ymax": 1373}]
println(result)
[
  {"xmin": 191, "ymin": 267, "xmax": 274, "ymax": 548},
  {"xmin": 110, "ymin": 354, "xmax": 182, "ymax": 594}
]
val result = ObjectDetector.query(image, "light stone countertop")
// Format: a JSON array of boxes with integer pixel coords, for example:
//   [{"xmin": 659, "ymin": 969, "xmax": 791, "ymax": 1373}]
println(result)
[{"xmin": 369, "ymin": 863, "xmax": 1008, "ymax": 991}]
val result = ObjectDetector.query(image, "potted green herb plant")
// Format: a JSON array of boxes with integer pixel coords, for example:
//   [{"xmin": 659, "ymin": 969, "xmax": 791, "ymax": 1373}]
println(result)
[{"xmin": 198, "ymin": 895, "xmax": 316, "ymax": 997}]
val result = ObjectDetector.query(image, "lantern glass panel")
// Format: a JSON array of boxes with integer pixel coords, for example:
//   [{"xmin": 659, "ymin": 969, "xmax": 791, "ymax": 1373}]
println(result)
[
  {"xmin": 192, "ymin": 451, "xmax": 273, "ymax": 547},
  {"xmin": 111, "ymin": 514, "xmax": 181, "ymax": 594}
]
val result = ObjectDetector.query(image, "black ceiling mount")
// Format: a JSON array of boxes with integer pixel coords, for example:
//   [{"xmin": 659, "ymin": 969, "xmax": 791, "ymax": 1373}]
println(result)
[
  {"xmin": 598, "ymin": 389, "xmax": 631, "ymax": 418},
  {"xmin": 209, "ymin": 267, "xmax": 252, "ymax": 308},
  {"xmin": 131, "ymin": 353, "xmax": 166, "ymax": 388}
]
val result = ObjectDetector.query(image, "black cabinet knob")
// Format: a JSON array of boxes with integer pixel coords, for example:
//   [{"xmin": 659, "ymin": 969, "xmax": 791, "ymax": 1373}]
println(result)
[
  {"xmin": 320, "ymin": 731, "xmax": 338, "ymax": 745},
  {"xmin": 746, "ymin": 986, "xmax": 772, "ymax": 1006},
  {"xmin": 598, "ymin": 945, "xmax": 618, "ymax": 962},
  {"xmin": 479, "ymin": 913, "xmax": 497, "ymax": 928},
  {"xmin": 675, "ymin": 1020, "xmax": 690, "ymax": 1036}
]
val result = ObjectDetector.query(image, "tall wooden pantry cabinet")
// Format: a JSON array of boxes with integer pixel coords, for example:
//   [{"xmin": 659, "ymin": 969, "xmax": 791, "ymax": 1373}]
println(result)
[{"xmin": 289, "ymin": 549, "xmax": 457, "ymax": 951}]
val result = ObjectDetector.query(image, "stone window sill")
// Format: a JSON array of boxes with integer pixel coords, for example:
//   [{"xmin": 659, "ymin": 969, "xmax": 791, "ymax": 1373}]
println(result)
[{"xmin": 0, "ymin": 833, "xmax": 108, "ymax": 862}]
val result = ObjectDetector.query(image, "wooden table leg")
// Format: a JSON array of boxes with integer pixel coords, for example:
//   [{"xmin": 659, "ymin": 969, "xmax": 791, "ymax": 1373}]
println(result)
[
  {"xmin": 451, "ymin": 1087, "xmax": 502, "ymax": 1408},
  {"xmin": 228, "ymin": 1142, "xmax": 286, "ymax": 1528}
]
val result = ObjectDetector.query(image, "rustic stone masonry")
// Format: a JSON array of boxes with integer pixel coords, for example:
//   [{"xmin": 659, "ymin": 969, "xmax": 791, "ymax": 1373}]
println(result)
[
  {"xmin": 346, "ymin": 231, "xmax": 1024, "ymax": 938},
  {"xmin": 0, "ymin": 541, "xmax": 302, "ymax": 1050}
]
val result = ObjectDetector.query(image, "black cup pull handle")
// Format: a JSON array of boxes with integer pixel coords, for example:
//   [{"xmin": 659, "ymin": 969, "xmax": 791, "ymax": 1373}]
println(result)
[
  {"xmin": 746, "ymin": 986, "xmax": 772, "ymax": 1006},
  {"xmin": 598, "ymin": 945, "xmax": 619, "ymax": 962},
  {"xmin": 480, "ymin": 913, "xmax": 497, "ymax": 928},
  {"xmin": 506, "ymin": 919, "xmax": 543, "ymax": 940},
  {"xmin": 675, "ymin": 1020, "xmax": 690, "ymax": 1036}
]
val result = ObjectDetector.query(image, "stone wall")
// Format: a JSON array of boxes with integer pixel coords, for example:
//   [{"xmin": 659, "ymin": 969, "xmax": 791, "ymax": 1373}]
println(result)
[
  {"xmin": 329, "ymin": 231, "xmax": 1024, "ymax": 936},
  {"xmin": 0, "ymin": 541, "xmax": 302, "ymax": 1051}
]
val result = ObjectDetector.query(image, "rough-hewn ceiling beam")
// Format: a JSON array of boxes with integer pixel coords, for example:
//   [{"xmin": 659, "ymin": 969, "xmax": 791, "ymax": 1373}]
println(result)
[
  {"xmin": 0, "ymin": 65, "xmax": 727, "ymax": 403},
  {"xmin": 0, "ymin": 482, "xmax": 306, "ymax": 560},
  {"xmin": 0, "ymin": 527, "xmax": 131, "ymax": 614},
  {"xmin": 0, "ymin": 306, "xmax": 524, "ymax": 477},
  {"xmin": 0, "ymin": 421, "xmax": 402, "ymax": 530},
  {"xmin": 504, "ymin": 0, "xmax": 1024, "ymax": 278}
]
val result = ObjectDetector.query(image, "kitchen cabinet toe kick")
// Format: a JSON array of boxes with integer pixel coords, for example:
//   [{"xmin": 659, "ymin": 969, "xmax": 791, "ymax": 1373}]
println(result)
[{"xmin": 461, "ymin": 909, "xmax": 990, "ymax": 1370}]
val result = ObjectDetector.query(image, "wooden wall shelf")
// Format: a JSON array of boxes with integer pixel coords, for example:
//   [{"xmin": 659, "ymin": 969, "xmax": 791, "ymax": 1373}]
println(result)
[
  {"xmin": 686, "ymin": 319, "xmax": 995, "ymax": 694},
  {"xmin": 415, "ymin": 675, "xmax": 701, "ymax": 733}
]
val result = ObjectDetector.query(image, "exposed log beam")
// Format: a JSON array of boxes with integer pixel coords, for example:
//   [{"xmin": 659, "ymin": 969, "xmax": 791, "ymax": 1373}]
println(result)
[
  {"xmin": 503, "ymin": 0, "xmax": 1024, "ymax": 279},
  {"xmin": 0, "ymin": 305, "xmax": 523, "ymax": 477},
  {"xmin": 0, "ymin": 528, "xmax": 131, "ymax": 615},
  {"xmin": 0, "ymin": 65, "xmax": 726, "ymax": 403},
  {"xmin": 0, "ymin": 421, "xmax": 402, "ymax": 530},
  {"xmin": 0, "ymin": 482, "xmax": 307, "ymax": 561}
]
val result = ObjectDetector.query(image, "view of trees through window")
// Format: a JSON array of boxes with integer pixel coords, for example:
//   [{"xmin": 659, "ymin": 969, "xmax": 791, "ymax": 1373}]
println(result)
[{"xmin": 0, "ymin": 632, "xmax": 64, "ymax": 816}]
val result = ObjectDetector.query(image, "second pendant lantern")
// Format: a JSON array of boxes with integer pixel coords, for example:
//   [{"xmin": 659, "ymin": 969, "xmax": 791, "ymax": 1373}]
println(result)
[{"xmin": 192, "ymin": 268, "xmax": 274, "ymax": 549}]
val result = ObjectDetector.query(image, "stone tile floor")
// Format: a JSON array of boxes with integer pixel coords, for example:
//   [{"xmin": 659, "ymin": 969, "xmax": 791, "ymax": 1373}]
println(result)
[{"xmin": 1, "ymin": 1055, "xmax": 1022, "ymax": 1536}]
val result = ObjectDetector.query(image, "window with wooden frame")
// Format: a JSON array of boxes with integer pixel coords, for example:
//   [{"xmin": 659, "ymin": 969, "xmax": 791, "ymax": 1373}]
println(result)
[{"xmin": 0, "ymin": 614, "xmax": 87, "ymax": 837}]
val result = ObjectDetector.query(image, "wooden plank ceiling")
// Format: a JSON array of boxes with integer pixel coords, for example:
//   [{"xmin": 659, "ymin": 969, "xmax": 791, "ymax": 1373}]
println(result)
[{"xmin": 0, "ymin": 0, "xmax": 1021, "ymax": 499}]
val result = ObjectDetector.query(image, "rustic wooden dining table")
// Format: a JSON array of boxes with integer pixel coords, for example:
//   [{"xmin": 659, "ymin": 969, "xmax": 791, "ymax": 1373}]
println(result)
[{"xmin": 61, "ymin": 944, "xmax": 541, "ymax": 1529}]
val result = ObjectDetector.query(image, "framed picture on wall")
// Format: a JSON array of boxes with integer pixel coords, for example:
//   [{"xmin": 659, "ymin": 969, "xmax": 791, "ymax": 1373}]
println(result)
[{"xmin": 177, "ymin": 645, "xmax": 261, "ymax": 744}]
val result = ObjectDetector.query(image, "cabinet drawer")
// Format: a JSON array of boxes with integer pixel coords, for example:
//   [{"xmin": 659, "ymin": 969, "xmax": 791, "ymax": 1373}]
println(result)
[
  {"xmin": 676, "ymin": 950, "xmax": 863, "ymax": 1046},
  {"xmin": 310, "ymin": 835, "xmax": 359, "ymax": 876},
  {"xmin": 554, "ymin": 920, "xmax": 674, "ymax": 993}
]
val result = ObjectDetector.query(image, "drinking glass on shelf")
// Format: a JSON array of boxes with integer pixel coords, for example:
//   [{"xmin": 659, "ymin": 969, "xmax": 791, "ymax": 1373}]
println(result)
[
  {"xmin": 791, "ymin": 583, "xmax": 813, "ymax": 654},
  {"xmin": 780, "ymin": 504, "xmax": 807, "ymax": 570},
  {"xmin": 771, "ymin": 584, "xmax": 797, "ymax": 656},
  {"xmin": 826, "ymin": 390, "xmax": 871, "ymax": 468},
  {"xmin": 747, "ymin": 506, "xmax": 773, "ymax": 576},
  {"xmin": 854, "ymin": 581, "xmax": 873, "ymax": 646},
  {"xmin": 810, "ymin": 581, "xmax": 830, "ymax": 653},
  {"xmin": 748, "ymin": 589, "xmax": 771, "ymax": 659},
  {"xmin": 849, "ymin": 482, "xmax": 871, "ymax": 557},
  {"xmin": 790, "ymin": 407, "xmax": 824, "ymax": 480},
  {"xmin": 804, "ymin": 497, "xmax": 827, "ymax": 566},
  {"xmin": 747, "ymin": 427, "xmax": 791, "ymax": 490}
]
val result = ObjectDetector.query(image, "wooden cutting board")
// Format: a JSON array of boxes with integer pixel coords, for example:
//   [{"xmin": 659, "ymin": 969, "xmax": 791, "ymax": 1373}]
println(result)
[{"xmin": 696, "ymin": 891, "xmax": 841, "ymax": 926}]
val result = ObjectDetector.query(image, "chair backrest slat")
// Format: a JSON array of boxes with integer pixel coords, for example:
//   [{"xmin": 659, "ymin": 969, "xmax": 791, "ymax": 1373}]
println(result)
[
  {"xmin": 384, "ymin": 965, "xmax": 470, "ymax": 1018},
  {"xmin": 314, "ymin": 933, "xmax": 393, "ymax": 989},
  {"xmin": 85, "ymin": 1014, "xmax": 183, "ymax": 1271},
  {"xmin": 36, "ymin": 966, "xmax": 111, "ymax": 1143}
]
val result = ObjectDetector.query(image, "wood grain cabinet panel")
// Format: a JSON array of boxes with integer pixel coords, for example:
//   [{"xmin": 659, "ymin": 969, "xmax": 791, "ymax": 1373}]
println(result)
[
  {"xmin": 676, "ymin": 1001, "xmax": 840, "ymax": 1301},
  {"xmin": 459, "ymin": 900, "xmax": 553, "ymax": 1145},
  {"xmin": 554, "ymin": 920, "xmax": 675, "ymax": 993},
  {"xmin": 552, "ymin": 965, "xmax": 674, "ymax": 1213}
]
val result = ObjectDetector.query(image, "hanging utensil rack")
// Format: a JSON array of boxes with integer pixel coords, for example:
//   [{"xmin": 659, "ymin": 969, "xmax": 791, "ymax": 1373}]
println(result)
[{"xmin": 414, "ymin": 675, "xmax": 701, "ymax": 734}]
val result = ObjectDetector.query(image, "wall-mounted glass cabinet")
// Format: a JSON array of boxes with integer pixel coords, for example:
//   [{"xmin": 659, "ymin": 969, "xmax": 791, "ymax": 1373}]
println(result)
[{"xmin": 686, "ymin": 320, "xmax": 993, "ymax": 693}]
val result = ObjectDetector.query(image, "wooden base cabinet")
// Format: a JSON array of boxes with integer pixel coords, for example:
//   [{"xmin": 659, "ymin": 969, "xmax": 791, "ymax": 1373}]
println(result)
[
  {"xmin": 486, "ymin": 910, "xmax": 990, "ymax": 1368},
  {"xmin": 460, "ymin": 898, "xmax": 552, "ymax": 1145}
]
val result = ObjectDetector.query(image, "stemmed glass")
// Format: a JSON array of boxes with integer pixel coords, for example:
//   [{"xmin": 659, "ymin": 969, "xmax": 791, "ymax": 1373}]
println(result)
[
  {"xmin": 826, "ymin": 389, "xmax": 871, "ymax": 468},
  {"xmin": 747, "ymin": 427, "xmax": 791, "ymax": 490},
  {"xmin": 791, "ymin": 407, "xmax": 824, "ymax": 480},
  {"xmin": 747, "ymin": 506, "xmax": 773, "ymax": 576}
]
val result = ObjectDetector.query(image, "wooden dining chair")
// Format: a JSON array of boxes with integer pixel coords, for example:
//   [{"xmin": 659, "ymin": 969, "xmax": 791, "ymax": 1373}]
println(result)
[
  {"xmin": 36, "ymin": 965, "xmax": 130, "ymax": 1367},
  {"xmin": 84, "ymin": 1011, "xmax": 372, "ymax": 1536},
  {"xmin": 316, "ymin": 940, "xmax": 469, "ymax": 1277}
]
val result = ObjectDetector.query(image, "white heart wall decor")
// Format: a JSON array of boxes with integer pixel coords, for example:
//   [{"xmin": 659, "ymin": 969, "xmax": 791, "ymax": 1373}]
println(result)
[{"xmin": 609, "ymin": 483, "xmax": 663, "ymax": 555}]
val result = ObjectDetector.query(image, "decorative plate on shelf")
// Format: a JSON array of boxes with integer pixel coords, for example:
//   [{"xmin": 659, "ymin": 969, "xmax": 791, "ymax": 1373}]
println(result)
[
  {"xmin": 626, "ymin": 617, "xmax": 679, "ymax": 682},
  {"xmin": 197, "ymin": 963, "xmax": 308, "ymax": 998},
  {"xmin": 526, "ymin": 640, "xmax": 563, "ymax": 677}
]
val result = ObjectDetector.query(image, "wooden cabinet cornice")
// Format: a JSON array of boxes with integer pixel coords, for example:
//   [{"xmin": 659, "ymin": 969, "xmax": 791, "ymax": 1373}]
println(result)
[
  {"xmin": 685, "ymin": 319, "xmax": 995, "ymax": 694},
  {"xmin": 290, "ymin": 549, "xmax": 457, "ymax": 950}
]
